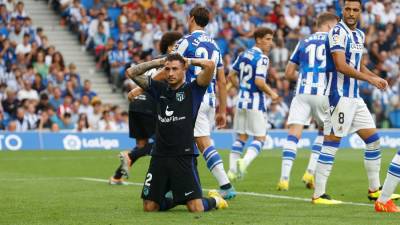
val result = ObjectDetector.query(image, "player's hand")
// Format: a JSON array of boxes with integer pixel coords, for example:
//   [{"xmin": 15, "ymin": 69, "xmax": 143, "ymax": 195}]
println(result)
[
  {"xmin": 215, "ymin": 113, "xmax": 226, "ymax": 129},
  {"xmin": 270, "ymin": 92, "xmax": 279, "ymax": 103},
  {"xmin": 127, "ymin": 87, "xmax": 144, "ymax": 101},
  {"xmin": 369, "ymin": 76, "xmax": 388, "ymax": 90}
]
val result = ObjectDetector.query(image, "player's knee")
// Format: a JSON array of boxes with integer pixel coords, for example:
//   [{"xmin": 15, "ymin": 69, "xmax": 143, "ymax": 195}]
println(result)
[
  {"xmin": 324, "ymin": 134, "xmax": 341, "ymax": 142},
  {"xmin": 364, "ymin": 133, "xmax": 380, "ymax": 150},
  {"xmin": 143, "ymin": 201, "xmax": 159, "ymax": 212},
  {"xmin": 195, "ymin": 136, "xmax": 212, "ymax": 152}
]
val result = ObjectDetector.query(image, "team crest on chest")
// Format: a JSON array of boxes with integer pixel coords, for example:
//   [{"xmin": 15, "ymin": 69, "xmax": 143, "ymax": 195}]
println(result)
[{"xmin": 176, "ymin": 92, "xmax": 185, "ymax": 102}]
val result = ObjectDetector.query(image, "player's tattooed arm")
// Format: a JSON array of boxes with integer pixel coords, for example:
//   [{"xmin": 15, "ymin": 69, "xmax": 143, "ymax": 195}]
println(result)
[
  {"xmin": 126, "ymin": 58, "xmax": 165, "ymax": 89},
  {"xmin": 190, "ymin": 58, "xmax": 215, "ymax": 87}
]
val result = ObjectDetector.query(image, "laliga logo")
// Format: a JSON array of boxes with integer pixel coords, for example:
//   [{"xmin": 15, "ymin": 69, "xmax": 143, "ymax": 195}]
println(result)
[
  {"xmin": 63, "ymin": 135, "xmax": 82, "ymax": 151},
  {"xmin": 0, "ymin": 134, "xmax": 22, "ymax": 151},
  {"xmin": 349, "ymin": 134, "xmax": 366, "ymax": 149}
]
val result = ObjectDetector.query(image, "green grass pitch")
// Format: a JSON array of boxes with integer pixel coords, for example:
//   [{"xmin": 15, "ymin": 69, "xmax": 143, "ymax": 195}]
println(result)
[{"xmin": 1, "ymin": 149, "xmax": 400, "ymax": 225}]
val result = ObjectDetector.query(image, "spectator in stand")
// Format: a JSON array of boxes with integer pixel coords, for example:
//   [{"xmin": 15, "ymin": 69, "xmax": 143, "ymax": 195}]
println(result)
[
  {"xmin": 51, "ymin": 51, "xmax": 65, "ymax": 72},
  {"xmin": 108, "ymin": 40, "xmax": 130, "ymax": 92},
  {"xmin": 93, "ymin": 23, "xmax": 108, "ymax": 58},
  {"xmin": 14, "ymin": 106, "xmax": 29, "ymax": 131},
  {"xmin": 88, "ymin": 12, "xmax": 110, "ymax": 47},
  {"xmin": 89, "ymin": 96, "xmax": 102, "ymax": 129},
  {"xmin": 57, "ymin": 94, "xmax": 73, "ymax": 118},
  {"xmin": 33, "ymin": 50, "xmax": 49, "ymax": 80},
  {"xmin": 285, "ymin": 6, "xmax": 300, "ymax": 30},
  {"xmin": 49, "ymin": 86, "xmax": 63, "ymax": 110},
  {"xmin": 2, "ymin": 88, "xmax": 18, "ymax": 117},
  {"xmin": 268, "ymin": 101, "xmax": 286, "ymax": 129},
  {"xmin": 37, "ymin": 109, "xmax": 52, "ymax": 130},
  {"xmin": 8, "ymin": 20, "xmax": 24, "ymax": 45},
  {"xmin": 98, "ymin": 110, "xmax": 117, "ymax": 131},
  {"xmin": 15, "ymin": 33, "xmax": 31, "ymax": 55},
  {"xmin": 59, "ymin": 112, "xmax": 74, "ymax": 130},
  {"xmin": 361, "ymin": 3, "xmax": 376, "ymax": 29},
  {"xmin": 32, "ymin": 73, "xmax": 46, "ymax": 94},
  {"xmin": 75, "ymin": 112, "xmax": 91, "ymax": 132},
  {"xmin": 7, "ymin": 120, "xmax": 16, "ymax": 131},
  {"xmin": 36, "ymin": 93, "xmax": 50, "ymax": 113},
  {"xmin": 12, "ymin": 1, "xmax": 27, "ymax": 19},
  {"xmin": 25, "ymin": 102, "xmax": 38, "ymax": 129},
  {"xmin": 365, "ymin": 0, "xmax": 384, "ymax": 17},
  {"xmin": 80, "ymin": 79, "xmax": 96, "ymax": 100},
  {"xmin": 78, "ymin": 94, "xmax": 93, "ymax": 117},
  {"xmin": 17, "ymin": 79, "xmax": 39, "ymax": 101},
  {"xmin": 0, "ymin": 110, "xmax": 7, "ymax": 130}
]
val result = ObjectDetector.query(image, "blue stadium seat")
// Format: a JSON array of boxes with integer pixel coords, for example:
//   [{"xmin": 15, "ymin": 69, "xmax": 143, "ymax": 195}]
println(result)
[
  {"xmin": 107, "ymin": 7, "xmax": 121, "ymax": 23},
  {"xmin": 81, "ymin": 0, "xmax": 94, "ymax": 10},
  {"xmin": 389, "ymin": 109, "xmax": 400, "ymax": 128}
]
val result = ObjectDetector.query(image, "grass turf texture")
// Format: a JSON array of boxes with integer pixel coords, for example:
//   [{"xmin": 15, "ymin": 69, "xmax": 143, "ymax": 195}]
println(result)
[{"xmin": 1, "ymin": 149, "xmax": 400, "ymax": 225}]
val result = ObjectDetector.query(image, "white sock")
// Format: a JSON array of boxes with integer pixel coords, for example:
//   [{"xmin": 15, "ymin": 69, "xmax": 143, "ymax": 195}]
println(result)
[
  {"xmin": 229, "ymin": 152, "xmax": 241, "ymax": 173},
  {"xmin": 230, "ymin": 140, "xmax": 245, "ymax": 173},
  {"xmin": 363, "ymin": 134, "xmax": 381, "ymax": 191},
  {"xmin": 378, "ymin": 151, "xmax": 400, "ymax": 203},
  {"xmin": 306, "ymin": 134, "xmax": 323, "ymax": 175},
  {"xmin": 211, "ymin": 163, "xmax": 230, "ymax": 187},
  {"xmin": 202, "ymin": 145, "xmax": 230, "ymax": 187},
  {"xmin": 280, "ymin": 135, "xmax": 299, "ymax": 181},
  {"xmin": 313, "ymin": 140, "xmax": 339, "ymax": 198},
  {"xmin": 242, "ymin": 140, "xmax": 262, "ymax": 169}
]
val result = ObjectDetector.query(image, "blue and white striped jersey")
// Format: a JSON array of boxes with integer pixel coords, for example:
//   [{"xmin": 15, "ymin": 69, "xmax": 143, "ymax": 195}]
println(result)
[
  {"xmin": 232, "ymin": 46, "xmax": 269, "ymax": 112},
  {"xmin": 325, "ymin": 20, "xmax": 365, "ymax": 98},
  {"xmin": 173, "ymin": 30, "xmax": 223, "ymax": 107},
  {"xmin": 290, "ymin": 32, "xmax": 331, "ymax": 96}
]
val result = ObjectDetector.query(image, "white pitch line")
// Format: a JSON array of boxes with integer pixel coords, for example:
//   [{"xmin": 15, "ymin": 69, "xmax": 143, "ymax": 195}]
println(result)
[{"xmin": 76, "ymin": 177, "xmax": 372, "ymax": 207}]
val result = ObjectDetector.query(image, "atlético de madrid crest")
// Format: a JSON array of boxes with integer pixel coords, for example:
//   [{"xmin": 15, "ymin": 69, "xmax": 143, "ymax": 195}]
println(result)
[{"xmin": 176, "ymin": 92, "xmax": 185, "ymax": 102}]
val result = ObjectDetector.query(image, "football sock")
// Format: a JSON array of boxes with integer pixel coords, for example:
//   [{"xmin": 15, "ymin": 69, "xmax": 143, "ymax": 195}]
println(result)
[
  {"xmin": 280, "ymin": 135, "xmax": 299, "ymax": 181},
  {"xmin": 242, "ymin": 140, "xmax": 263, "ymax": 169},
  {"xmin": 159, "ymin": 197, "xmax": 177, "ymax": 211},
  {"xmin": 203, "ymin": 145, "xmax": 231, "ymax": 188},
  {"xmin": 378, "ymin": 150, "xmax": 400, "ymax": 204},
  {"xmin": 113, "ymin": 166, "xmax": 124, "ymax": 179},
  {"xmin": 230, "ymin": 139, "xmax": 245, "ymax": 173},
  {"xmin": 363, "ymin": 133, "xmax": 381, "ymax": 192},
  {"xmin": 128, "ymin": 142, "xmax": 153, "ymax": 165},
  {"xmin": 314, "ymin": 140, "xmax": 340, "ymax": 198},
  {"xmin": 202, "ymin": 197, "xmax": 217, "ymax": 211},
  {"xmin": 306, "ymin": 133, "xmax": 323, "ymax": 174}
]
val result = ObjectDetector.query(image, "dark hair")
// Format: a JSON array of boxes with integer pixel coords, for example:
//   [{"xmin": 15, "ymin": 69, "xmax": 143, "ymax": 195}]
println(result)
[
  {"xmin": 344, "ymin": 0, "xmax": 362, "ymax": 5},
  {"xmin": 165, "ymin": 53, "xmax": 186, "ymax": 66},
  {"xmin": 159, "ymin": 31, "xmax": 183, "ymax": 55},
  {"xmin": 253, "ymin": 27, "xmax": 274, "ymax": 40},
  {"xmin": 316, "ymin": 12, "xmax": 339, "ymax": 28},
  {"xmin": 189, "ymin": 6, "xmax": 209, "ymax": 27}
]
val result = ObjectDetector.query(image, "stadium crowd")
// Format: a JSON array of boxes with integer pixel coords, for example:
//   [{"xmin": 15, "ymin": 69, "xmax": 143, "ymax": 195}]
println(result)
[
  {"xmin": 0, "ymin": 0, "xmax": 398, "ymax": 132},
  {"xmin": 0, "ymin": 0, "xmax": 129, "ymax": 132}
]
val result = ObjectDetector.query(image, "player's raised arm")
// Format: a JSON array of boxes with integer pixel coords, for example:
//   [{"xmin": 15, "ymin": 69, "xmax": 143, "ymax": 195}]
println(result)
[
  {"xmin": 126, "ymin": 58, "xmax": 166, "ymax": 90},
  {"xmin": 190, "ymin": 58, "xmax": 216, "ymax": 87}
]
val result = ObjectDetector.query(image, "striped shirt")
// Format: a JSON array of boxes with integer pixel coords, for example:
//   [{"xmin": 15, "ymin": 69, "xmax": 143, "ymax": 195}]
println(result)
[
  {"xmin": 290, "ymin": 32, "xmax": 331, "ymax": 96},
  {"xmin": 173, "ymin": 30, "xmax": 223, "ymax": 107},
  {"xmin": 325, "ymin": 20, "xmax": 365, "ymax": 98},
  {"xmin": 232, "ymin": 47, "xmax": 269, "ymax": 112}
]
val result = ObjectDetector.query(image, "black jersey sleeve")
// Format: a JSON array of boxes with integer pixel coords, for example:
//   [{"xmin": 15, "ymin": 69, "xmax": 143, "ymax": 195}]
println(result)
[{"xmin": 146, "ymin": 78, "xmax": 167, "ymax": 101}]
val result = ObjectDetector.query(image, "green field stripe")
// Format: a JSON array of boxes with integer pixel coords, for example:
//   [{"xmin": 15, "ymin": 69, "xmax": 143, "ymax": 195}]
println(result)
[{"xmin": 76, "ymin": 177, "xmax": 373, "ymax": 207}]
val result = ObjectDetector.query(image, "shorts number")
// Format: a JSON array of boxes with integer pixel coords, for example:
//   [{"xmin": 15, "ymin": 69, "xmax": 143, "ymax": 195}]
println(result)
[
  {"xmin": 144, "ymin": 173, "xmax": 152, "ymax": 186},
  {"xmin": 338, "ymin": 112, "xmax": 344, "ymax": 124}
]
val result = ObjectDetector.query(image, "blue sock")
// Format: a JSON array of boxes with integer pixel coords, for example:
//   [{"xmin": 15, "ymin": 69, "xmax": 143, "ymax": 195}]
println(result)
[
  {"xmin": 203, "ymin": 146, "xmax": 223, "ymax": 171},
  {"xmin": 280, "ymin": 135, "xmax": 299, "ymax": 181}
]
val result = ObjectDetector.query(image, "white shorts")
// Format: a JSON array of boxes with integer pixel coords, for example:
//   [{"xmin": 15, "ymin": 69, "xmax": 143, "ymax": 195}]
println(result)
[
  {"xmin": 287, "ymin": 95, "xmax": 329, "ymax": 127},
  {"xmin": 233, "ymin": 108, "xmax": 267, "ymax": 137},
  {"xmin": 324, "ymin": 97, "xmax": 376, "ymax": 137},
  {"xmin": 194, "ymin": 102, "xmax": 215, "ymax": 137}
]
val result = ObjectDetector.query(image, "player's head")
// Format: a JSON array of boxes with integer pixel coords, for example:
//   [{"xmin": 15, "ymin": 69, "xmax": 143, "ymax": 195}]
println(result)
[
  {"xmin": 164, "ymin": 53, "xmax": 187, "ymax": 88},
  {"xmin": 342, "ymin": 0, "xmax": 362, "ymax": 29},
  {"xmin": 254, "ymin": 27, "xmax": 274, "ymax": 53},
  {"xmin": 159, "ymin": 31, "xmax": 183, "ymax": 55},
  {"xmin": 188, "ymin": 6, "xmax": 209, "ymax": 31},
  {"xmin": 316, "ymin": 12, "xmax": 339, "ymax": 32}
]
